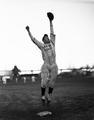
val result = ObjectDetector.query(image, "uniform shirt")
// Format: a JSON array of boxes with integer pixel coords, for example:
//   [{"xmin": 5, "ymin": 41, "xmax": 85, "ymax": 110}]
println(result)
[{"xmin": 33, "ymin": 33, "xmax": 56, "ymax": 65}]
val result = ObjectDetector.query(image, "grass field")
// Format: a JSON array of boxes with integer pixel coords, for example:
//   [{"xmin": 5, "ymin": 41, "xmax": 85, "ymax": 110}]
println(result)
[{"xmin": 0, "ymin": 76, "xmax": 94, "ymax": 120}]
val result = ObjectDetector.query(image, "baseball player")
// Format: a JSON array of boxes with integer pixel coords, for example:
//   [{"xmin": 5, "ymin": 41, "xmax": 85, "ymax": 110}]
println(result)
[{"xmin": 26, "ymin": 12, "xmax": 58, "ymax": 102}]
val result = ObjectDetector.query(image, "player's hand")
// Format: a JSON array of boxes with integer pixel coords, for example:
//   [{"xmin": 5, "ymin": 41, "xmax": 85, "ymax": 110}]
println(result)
[{"xmin": 26, "ymin": 26, "xmax": 30, "ymax": 31}]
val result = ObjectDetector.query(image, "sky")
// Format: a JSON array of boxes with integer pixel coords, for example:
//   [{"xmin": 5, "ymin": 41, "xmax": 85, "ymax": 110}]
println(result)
[{"xmin": 0, "ymin": 0, "xmax": 94, "ymax": 71}]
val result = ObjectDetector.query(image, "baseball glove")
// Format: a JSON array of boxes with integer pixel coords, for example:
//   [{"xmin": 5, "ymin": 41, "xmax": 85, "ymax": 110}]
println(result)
[{"xmin": 47, "ymin": 12, "xmax": 54, "ymax": 21}]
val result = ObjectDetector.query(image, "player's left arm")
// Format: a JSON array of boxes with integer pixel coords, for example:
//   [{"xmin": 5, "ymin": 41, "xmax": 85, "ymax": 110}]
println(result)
[{"xmin": 50, "ymin": 20, "xmax": 56, "ymax": 46}]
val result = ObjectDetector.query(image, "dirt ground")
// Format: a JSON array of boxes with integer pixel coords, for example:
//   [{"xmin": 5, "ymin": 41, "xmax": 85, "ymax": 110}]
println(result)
[{"xmin": 0, "ymin": 77, "xmax": 94, "ymax": 120}]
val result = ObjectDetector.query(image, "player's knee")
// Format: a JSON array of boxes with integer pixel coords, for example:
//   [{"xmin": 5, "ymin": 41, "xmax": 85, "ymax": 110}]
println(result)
[
  {"xmin": 41, "ymin": 80, "xmax": 47, "ymax": 88},
  {"xmin": 48, "ymin": 82, "xmax": 54, "ymax": 88},
  {"xmin": 41, "ymin": 84, "xmax": 46, "ymax": 88}
]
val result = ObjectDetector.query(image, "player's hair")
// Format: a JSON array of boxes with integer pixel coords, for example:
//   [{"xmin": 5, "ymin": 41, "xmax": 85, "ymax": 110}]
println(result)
[{"xmin": 42, "ymin": 34, "xmax": 48, "ymax": 42}]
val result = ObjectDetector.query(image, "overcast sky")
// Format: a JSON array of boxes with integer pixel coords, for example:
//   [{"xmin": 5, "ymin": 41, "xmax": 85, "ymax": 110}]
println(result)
[{"xmin": 0, "ymin": 0, "xmax": 94, "ymax": 71}]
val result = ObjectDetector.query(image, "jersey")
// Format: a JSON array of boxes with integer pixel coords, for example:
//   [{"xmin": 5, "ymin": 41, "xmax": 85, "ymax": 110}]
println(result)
[
  {"xmin": 33, "ymin": 33, "xmax": 56, "ymax": 65},
  {"xmin": 41, "ymin": 42, "xmax": 56, "ymax": 65}
]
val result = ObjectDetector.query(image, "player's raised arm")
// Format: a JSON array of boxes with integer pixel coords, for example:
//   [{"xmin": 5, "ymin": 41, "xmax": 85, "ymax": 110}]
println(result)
[
  {"xmin": 26, "ymin": 26, "xmax": 44, "ymax": 49},
  {"xmin": 47, "ymin": 12, "xmax": 55, "ymax": 45}
]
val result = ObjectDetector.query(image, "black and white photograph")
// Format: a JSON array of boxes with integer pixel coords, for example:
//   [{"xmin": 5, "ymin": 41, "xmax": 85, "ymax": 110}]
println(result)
[{"xmin": 0, "ymin": 0, "xmax": 94, "ymax": 120}]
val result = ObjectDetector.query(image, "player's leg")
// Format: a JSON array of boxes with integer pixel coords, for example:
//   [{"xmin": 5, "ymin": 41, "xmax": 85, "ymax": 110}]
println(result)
[
  {"xmin": 41, "ymin": 64, "xmax": 49, "ymax": 101},
  {"xmin": 47, "ymin": 64, "xmax": 58, "ymax": 102}
]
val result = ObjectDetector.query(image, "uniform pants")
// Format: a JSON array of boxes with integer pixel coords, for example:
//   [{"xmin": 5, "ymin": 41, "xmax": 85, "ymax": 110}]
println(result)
[{"xmin": 41, "ymin": 63, "xmax": 58, "ymax": 88}]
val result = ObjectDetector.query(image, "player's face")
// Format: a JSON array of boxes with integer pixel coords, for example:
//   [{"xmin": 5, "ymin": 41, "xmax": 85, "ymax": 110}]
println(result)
[{"xmin": 43, "ymin": 36, "xmax": 50, "ymax": 44}]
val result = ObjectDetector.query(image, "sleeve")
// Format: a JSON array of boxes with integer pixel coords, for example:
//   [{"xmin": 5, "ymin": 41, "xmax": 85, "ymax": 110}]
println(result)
[
  {"xmin": 50, "ymin": 21, "xmax": 56, "ymax": 46},
  {"xmin": 50, "ymin": 33, "xmax": 56, "ymax": 46},
  {"xmin": 27, "ymin": 30, "xmax": 44, "ymax": 49},
  {"xmin": 33, "ymin": 37, "xmax": 44, "ymax": 49}
]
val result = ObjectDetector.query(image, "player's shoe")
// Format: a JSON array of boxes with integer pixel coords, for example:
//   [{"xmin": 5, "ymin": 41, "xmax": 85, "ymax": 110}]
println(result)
[
  {"xmin": 41, "ymin": 96, "xmax": 46, "ymax": 102},
  {"xmin": 46, "ymin": 94, "xmax": 52, "ymax": 103}
]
